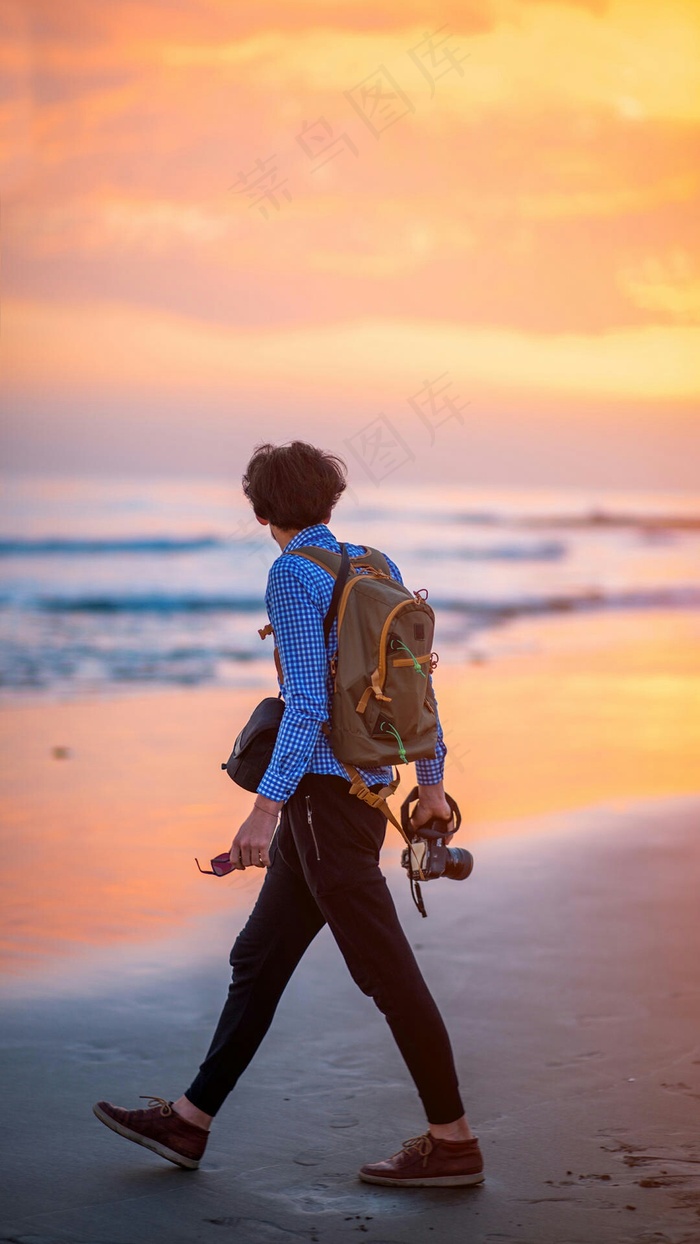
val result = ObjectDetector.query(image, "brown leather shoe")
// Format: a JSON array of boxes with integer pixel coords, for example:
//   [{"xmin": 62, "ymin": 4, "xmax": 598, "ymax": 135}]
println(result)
[
  {"xmin": 93, "ymin": 1096, "xmax": 209, "ymax": 1169},
  {"xmin": 359, "ymin": 1131, "xmax": 484, "ymax": 1187}
]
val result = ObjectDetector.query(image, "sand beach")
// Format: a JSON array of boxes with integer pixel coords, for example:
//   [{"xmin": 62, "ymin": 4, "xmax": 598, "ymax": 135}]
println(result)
[{"xmin": 1, "ymin": 608, "xmax": 699, "ymax": 1242}]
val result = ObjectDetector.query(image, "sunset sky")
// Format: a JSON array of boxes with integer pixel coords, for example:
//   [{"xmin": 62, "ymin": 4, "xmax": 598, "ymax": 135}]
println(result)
[{"xmin": 1, "ymin": 0, "xmax": 699, "ymax": 489}]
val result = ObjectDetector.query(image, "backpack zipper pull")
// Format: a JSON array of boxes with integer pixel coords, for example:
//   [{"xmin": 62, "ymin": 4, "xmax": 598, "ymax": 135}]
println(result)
[
  {"xmin": 380, "ymin": 720, "xmax": 408, "ymax": 764},
  {"xmin": 390, "ymin": 637, "xmax": 426, "ymax": 676}
]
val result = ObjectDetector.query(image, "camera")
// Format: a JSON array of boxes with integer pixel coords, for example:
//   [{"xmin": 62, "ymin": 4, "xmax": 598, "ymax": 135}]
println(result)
[
  {"xmin": 400, "ymin": 837, "xmax": 474, "ymax": 882},
  {"xmin": 399, "ymin": 788, "xmax": 473, "ymax": 915}
]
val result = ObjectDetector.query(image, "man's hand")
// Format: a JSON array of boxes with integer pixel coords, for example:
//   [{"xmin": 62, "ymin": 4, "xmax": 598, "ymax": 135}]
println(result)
[
  {"xmin": 230, "ymin": 797, "xmax": 283, "ymax": 869},
  {"xmin": 410, "ymin": 783, "xmax": 456, "ymax": 839}
]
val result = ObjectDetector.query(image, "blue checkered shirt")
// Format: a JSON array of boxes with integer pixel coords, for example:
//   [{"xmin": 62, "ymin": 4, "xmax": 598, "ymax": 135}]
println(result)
[{"xmin": 256, "ymin": 523, "xmax": 447, "ymax": 803}]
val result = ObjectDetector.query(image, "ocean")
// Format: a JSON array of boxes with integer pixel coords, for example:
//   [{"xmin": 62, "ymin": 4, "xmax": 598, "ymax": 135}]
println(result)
[{"xmin": 1, "ymin": 474, "xmax": 699, "ymax": 697}]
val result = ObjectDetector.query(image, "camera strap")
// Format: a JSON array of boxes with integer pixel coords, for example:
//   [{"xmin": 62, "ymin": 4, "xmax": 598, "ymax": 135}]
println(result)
[{"xmin": 410, "ymin": 876, "xmax": 428, "ymax": 919}]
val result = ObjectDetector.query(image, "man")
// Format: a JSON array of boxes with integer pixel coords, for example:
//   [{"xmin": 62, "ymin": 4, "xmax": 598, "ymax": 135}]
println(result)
[{"xmin": 94, "ymin": 440, "xmax": 484, "ymax": 1188}]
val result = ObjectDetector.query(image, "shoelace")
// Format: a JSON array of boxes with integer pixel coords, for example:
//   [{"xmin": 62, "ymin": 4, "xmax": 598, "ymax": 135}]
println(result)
[
  {"xmin": 139, "ymin": 1095, "xmax": 173, "ymax": 1116},
  {"xmin": 400, "ymin": 1133, "xmax": 434, "ymax": 1167}
]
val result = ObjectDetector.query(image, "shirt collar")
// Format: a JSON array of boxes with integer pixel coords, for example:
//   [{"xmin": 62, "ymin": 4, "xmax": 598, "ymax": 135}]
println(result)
[{"xmin": 282, "ymin": 524, "xmax": 339, "ymax": 555}]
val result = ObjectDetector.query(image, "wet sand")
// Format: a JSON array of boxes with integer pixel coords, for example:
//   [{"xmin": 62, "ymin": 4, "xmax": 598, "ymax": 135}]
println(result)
[
  {"xmin": 1, "ymin": 607, "xmax": 698, "ymax": 979},
  {"xmin": 2, "ymin": 793, "xmax": 700, "ymax": 1243},
  {"xmin": 1, "ymin": 608, "xmax": 700, "ymax": 1241}
]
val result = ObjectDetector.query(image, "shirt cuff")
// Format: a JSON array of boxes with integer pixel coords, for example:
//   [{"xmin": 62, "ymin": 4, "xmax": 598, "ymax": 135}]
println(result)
[
  {"xmin": 415, "ymin": 737, "xmax": 446, "ymax": 785},
  {"xmin": 256, "ymin": 771, "xmax": 294, "ymax": 803}
]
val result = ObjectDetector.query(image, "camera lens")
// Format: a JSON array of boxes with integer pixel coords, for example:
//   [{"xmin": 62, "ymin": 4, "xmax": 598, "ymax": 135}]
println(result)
[{"xmin": 444, "ymin": 847, "xmax": 474, "ymax": 881}]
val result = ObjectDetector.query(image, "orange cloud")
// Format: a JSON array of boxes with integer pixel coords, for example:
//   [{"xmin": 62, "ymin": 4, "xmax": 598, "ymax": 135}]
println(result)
[
  {"xmin": 158, "ymin": 1, "xmax": 700, "ymax": 124},
  {"xmin": 621, "ymin": 250, "xmax": 700, "ymax": 323},
  {"xmin": 5, "ymin": 297, "xmax": 699, "ymax": 402},
  {"xmin": 1, "ymin": 0, "xmax": 698, "ymax": 483}
]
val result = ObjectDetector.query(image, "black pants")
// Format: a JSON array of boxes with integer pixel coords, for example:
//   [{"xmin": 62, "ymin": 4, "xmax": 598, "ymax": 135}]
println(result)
[{"xmin": 185, "ymin": 773, "xmax": 464, "ymax": 1124}]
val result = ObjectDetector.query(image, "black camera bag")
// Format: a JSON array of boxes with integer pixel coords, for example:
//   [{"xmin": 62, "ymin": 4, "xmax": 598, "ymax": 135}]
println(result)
[{"xmin": 221, "ymin": 696, "xmax": 286, "ymax": 791}]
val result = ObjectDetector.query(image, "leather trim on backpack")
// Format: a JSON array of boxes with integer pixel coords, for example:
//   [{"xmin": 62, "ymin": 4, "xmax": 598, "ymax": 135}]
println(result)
[{"xmin": 289, "ymin": 545, "xmax": 392, "ymax": 579}]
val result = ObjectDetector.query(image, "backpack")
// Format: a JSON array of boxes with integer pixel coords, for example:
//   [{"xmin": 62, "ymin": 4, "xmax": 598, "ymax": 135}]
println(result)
[{"xmin": 260, "ymin": 543, "xmax": 439, "ymax": 837}]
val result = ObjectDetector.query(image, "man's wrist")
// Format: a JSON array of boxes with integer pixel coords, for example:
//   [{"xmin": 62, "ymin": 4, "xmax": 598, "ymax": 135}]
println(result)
[
  {"xmin": 254, "ymin": 795, "xmax": 283, "ymax": 817},
  {"xmin": 417, "ymin": 781, "xmax": 446, "ymax": 804}
]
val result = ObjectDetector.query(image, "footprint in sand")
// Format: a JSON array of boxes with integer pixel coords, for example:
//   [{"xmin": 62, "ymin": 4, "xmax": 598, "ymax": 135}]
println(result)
[
  {"xmin": 660, "ymin": 1080, "xmax": 700, "ymax": 1101},
  {"xmin": 545, "ymin": 1049, "xmax": 604, "ymax": 1068},
  {"xmin": 292, "ymin": 1150, "xmax": 326, "ymax": 1166},
  {"xmin": 205, "ymin": 1218, "xmax": 307, "ymax": 1241},
  {"xmin": 64, "ymin": 1040, "xmax": 130, "ymax": 1064}
]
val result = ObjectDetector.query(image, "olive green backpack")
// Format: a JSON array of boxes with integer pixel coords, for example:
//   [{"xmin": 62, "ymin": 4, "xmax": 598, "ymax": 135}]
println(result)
[{"xmin": 261, "ymin": 543, "xmax": 439, "ymax": 837}]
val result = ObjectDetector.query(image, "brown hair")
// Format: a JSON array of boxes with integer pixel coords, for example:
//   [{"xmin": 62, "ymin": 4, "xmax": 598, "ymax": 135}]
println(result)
[{"xmin": 242, "ymin": 441, "xmax": 347, "ymax": 531}]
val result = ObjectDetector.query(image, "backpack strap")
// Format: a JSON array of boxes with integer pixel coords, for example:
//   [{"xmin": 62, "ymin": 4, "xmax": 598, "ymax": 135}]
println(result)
[
  {"xmin": 290, "ymin": 545, "xmax": 393, "ymax": 580},
  {"xmin": 322, "ymin": 543, "xmax": 350, "ymax": 644},
  {"xmin": 345, "ymin": 764, "xmax": 408, "ymax": 842},
  {"xmin": 284, "ymin": 543, "xmax": 352, "ymax": 643}
]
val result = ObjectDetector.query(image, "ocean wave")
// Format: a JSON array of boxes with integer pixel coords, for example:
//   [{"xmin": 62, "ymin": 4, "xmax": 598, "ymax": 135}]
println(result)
[
  {"xmin": 1, "ymin": 583, "xmax": 698, "ymax": 617},
  {"xmin": 1, "ymin": 583, "xmax": 699, "ymax": 693},
  {"xmin": 0, "ymin": 533, "xmax": 569, "ymax": 563},
  {"xmin": 3, "ymin": 508, "xmax": 698, "ymax": 558},
  {"xmin": 7, "ymin": 593, "xmax": 264, "ymax": 614},
  {"xmin": 511, "ymin": 511, "xmax": 700, "ymax": 532},
  {"xmin": 0, "ymin": 645, "xmax": 260, "ymax": 691},
  {"xmin": 416, "ymin": 540, "xmax": 567, "ymax": 561},
  {"xmin": 436, "ymin": 510, "xmax": 502, "ymax": 524},
  {"xmin": 0, "ymin": 536, "xmax": 223, "ymax": 556},
  {"xmin": 430, "ymin": 584, "xmax": 700, "ymax": 618},
  {"xmin": 432, "ymin": 508, "xmax": 698, "ymax": 531}
]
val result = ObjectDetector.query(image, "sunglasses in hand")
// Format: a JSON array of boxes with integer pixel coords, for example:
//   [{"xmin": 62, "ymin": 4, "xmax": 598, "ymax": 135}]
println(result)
[{"xmin": 195, "ymin": 852, "xmax": 236, "ymax": 877}]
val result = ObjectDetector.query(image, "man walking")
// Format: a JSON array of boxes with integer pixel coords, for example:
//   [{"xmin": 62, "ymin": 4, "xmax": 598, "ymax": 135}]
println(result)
[{"xmin": 94, "ymin": 440, "xmax": 484, "ymax": 1188}]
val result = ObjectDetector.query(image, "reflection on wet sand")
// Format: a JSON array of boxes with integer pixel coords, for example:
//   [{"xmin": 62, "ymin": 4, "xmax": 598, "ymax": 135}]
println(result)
[{"xmin": 1, "ymin": 609, "xmax": 698, "ymax": 981}]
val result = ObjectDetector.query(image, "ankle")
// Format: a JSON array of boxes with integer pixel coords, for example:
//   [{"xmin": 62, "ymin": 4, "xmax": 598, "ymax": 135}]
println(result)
[
  {"xmin": 172, "ymin": 1095, "xmax": 213, "ymax": 1132},
  {"xmin": 428, "ymin": 1114, "xmax": 474, "ymax": 1144}
]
